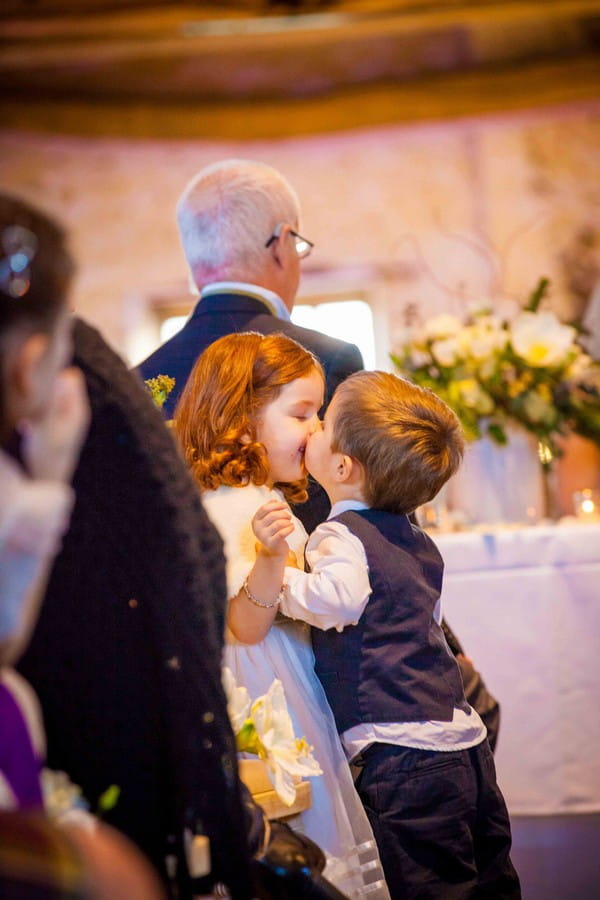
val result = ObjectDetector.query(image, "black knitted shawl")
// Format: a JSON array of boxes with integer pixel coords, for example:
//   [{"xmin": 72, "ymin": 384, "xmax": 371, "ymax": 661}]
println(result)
[{"xmin": 18, "ymin": 318, "xmax": 252, "ymax": 898}]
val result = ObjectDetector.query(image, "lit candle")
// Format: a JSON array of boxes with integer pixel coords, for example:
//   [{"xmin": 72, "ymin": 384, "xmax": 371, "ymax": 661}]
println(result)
[{"xmin": 573, "ymin": 488, "xmax": 600, "ymax": 520}]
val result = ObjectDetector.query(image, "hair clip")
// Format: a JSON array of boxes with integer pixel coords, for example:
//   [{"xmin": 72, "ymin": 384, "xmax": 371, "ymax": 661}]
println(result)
[{"xmin": 0, "ymin": 225, "xmax": 38, "ymax": 298}]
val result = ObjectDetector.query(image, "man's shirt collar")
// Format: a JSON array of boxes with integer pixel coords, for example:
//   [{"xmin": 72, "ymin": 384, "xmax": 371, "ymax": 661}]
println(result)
[{"xmin": 200, "ymin": 282, "xmax": 291, "ymax": 322}]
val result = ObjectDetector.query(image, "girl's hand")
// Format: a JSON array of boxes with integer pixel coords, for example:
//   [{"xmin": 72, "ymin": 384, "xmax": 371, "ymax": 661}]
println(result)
[
  {"xmin": 22, "ymin": 367, "xmax": 90, "ymax": 483},
  {"xmin": 252, "ymin": 500, "xmax": 294, "ymax": 558}
]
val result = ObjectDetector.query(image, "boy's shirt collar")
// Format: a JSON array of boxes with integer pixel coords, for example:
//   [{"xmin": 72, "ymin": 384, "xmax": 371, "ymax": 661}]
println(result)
[{"xmin": 328, "ymin": 499, "xmax": 370, "ymax": 519}]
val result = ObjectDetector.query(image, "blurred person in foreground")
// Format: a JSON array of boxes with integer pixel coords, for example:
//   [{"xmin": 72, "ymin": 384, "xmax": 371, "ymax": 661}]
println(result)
[
  {"xmin": 0, "ymin": 192, "xmax": 163, "ymax": 900},
  {"xmin": 16, "ymin": 307, "xmax": 347, "ymax": 897},
  {"xmin": 18, "ymin": 314, "xmax": 255, "ymax": 897}
]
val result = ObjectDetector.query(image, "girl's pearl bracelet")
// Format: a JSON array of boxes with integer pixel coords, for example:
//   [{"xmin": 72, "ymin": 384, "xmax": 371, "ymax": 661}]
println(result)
[{"xmin": 242, "ymin": 577, "xmax": 285, "ymax": 609}]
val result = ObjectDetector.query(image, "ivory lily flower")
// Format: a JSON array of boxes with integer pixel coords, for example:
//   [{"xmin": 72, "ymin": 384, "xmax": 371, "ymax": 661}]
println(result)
[
  {"xmin": 250, "ymin": 679, "xmax": 322, "ymax": 806},
  {"xmin": 222, "ymin": 670, "xmax": 322, "ymax": 806},
  {"xmin": 222, "ymin": 666, "xmax": 251, "ymax": 734}
]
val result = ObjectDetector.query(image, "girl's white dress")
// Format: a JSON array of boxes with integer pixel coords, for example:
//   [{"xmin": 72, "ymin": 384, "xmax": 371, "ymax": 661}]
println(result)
[{"xmin": 203, "ymin": 484, "xmax": 389, "ymax": 899}]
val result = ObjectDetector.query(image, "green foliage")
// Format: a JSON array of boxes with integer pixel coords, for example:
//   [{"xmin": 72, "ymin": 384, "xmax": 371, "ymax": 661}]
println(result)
[
  {"xmin": 523, "ymin": 276, "xmax": 550, "ymax": 313},
  {"xmin": 97, "ymin": 784, "xmax": 121, "ymax": 816}
]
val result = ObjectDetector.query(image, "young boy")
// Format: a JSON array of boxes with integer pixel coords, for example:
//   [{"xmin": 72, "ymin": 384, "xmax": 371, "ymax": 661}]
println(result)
[{"xmin": 253, "ymin": 371, "xmax": 521, "ymax": 899}]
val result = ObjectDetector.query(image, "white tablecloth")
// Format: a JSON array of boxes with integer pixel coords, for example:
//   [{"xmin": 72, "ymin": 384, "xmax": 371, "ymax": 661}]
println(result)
[{"xmin": 434, "ymin": 521, "xmax": 600, "ymax": 816}]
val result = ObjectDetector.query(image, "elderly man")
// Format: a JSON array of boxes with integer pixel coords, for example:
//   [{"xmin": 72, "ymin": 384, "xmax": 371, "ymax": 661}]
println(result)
[{"xmin": 138, "ymin": 159, "xmax": 363, "ymax": 531}]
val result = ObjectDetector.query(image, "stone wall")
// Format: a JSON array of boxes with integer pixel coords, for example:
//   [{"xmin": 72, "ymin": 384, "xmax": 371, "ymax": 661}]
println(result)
[{"xmin": 1, "ymin": 103, "xmax": 598, "ymax": 366}]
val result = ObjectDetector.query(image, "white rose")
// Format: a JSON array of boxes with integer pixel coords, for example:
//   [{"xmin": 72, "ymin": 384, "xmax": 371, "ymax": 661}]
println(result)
[
  {"xmin": 478, "ymin": 357, "xmax": 498, "ymax": 380},
  {"xmin": 431, "ymin": 336, "xmax": 462, "ymax": 367},
  {"xmin": 510, "ymin": 311, "xmax": 576, "ymax": 367},
  {"xmin": 522, "ymin": 391, "xmax": 556, "ymax": 425},
  {"xmin": 423, "ymin": 314, "xmax": 463, "ymax": 340},
  {"xmin": 566, "ymin": 351, "xmax": 593, "ymax": 381},
  {"xmin": 471, "ymin": 323, "xmax": 508, "ymax": 359},
  {"xmin": 472, "ymin": 313, "xmax": 502, "ymax": 328},
  {"xmin": 410, "ymin": 347, "xmax": 433, "ymax": 368},
  {"xmin": 393, "ymin": 326, "xmax": 417, "ymax": 348},
  {"xmin": 457, "ymin": 379, "xmax": 494, "ymax": 414}
]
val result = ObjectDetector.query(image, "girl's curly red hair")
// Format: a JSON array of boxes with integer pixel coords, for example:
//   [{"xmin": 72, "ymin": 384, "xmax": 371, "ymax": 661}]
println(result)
[{"xmin": 173, "ymin": 331, "xmax": 324, "ymax": 504}]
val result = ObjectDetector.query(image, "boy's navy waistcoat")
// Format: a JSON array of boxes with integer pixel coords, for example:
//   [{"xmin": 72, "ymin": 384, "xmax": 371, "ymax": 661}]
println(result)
[{"xmin": 311, "ymin": 509, "xmax": 466, "ymax": 733}]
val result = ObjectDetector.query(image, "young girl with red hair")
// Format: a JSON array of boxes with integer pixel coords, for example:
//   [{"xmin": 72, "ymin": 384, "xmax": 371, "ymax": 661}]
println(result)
[{"xmin": 174, "ymin": 332, "xmax": 388, "ymax": 898}]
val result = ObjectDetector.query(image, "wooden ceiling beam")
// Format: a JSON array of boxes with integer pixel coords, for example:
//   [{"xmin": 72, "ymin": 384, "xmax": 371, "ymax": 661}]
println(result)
[
  {"xmin": 1, "ymin": 1, "xmax": 598, "ymax": 96},
  {"xmin": 1, "ymin": 55, "xmax": 598, "ymax": 140},
  {"xmin": 1, "ymin": 1, "xmax": 598, "ymax": 137},
  {"xmin": 3, "ymin": 1, "xmax": 599, "ymax": 41}
]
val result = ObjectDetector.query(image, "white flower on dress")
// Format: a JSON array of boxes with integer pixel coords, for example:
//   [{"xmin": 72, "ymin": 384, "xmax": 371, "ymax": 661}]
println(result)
[
  {"xmin": 250, "ymin": 679, "xmax": 322, "ymax": 806},
  {"xmin": 222, "ymin": 668, "xmax": 322, "ymax": 806},
  {"xmin": 222, "ymin": 666, "xmax": 252, "ymax": 734}
]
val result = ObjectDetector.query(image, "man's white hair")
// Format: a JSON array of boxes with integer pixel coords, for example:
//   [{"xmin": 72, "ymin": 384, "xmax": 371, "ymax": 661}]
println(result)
[{"xmin": 177, "ymin": 159, "xmax": 301, "ymax": 287}]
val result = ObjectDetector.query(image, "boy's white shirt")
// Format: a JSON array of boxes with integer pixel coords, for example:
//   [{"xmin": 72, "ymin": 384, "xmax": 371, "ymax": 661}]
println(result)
[
  {"xmin": 282, "ymin": 498, "xmax": 487, "ymax": 760},
  {"xmin": 283, "ymin": 499, "xmax": 373, "ymax": 632}
]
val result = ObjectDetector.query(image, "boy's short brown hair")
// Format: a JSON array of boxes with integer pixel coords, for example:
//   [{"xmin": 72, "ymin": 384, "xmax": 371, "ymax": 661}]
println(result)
[{"xmin": 331, "ymin": 371, "xmax": 464, "ymax": 515}]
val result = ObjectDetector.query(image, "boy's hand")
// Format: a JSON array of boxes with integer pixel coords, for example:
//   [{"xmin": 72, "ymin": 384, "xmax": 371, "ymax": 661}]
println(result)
[
  {"xmin": 22, "ymin": 367, "xmax": 90, "ymax": 483},
  {"xmin": 252, "ymin": 500, "xmax": 294, "ymax": 559},
  {"xmin": 254, "ymin": 543, "xmax": 299, "ymax": 568}
]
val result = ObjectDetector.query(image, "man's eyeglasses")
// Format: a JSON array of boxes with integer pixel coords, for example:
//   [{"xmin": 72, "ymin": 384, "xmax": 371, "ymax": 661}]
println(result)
[{"xmin": 265, "ymin": 223, "xmax": 314, "ymax": 260}]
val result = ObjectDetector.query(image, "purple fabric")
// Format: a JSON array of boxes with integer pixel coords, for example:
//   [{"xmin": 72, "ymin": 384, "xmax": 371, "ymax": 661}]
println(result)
[{"xmin": 0, "ymin": 681, "xmax": 43, "ymax": 809}]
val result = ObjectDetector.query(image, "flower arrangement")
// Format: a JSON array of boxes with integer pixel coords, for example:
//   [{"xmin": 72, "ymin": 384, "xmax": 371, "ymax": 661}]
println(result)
[
  {"xmin": 391, "ymin": 279, "xmax": 600, "ymax": 464},
  {"xmin": 222, "ymin": 668, "xmax": 322, "ymax": 806},
  {"xmin": 144, "ymin": 374, "xmax": 175, "ymax": 409}
]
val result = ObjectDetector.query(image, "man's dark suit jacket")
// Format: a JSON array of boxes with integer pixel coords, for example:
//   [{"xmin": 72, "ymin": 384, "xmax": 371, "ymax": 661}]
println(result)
[
  {"xmin": 18, "ymin": 319, "xmax": 254, "ymax": 899},
  {"xmin": 137, "ymin": 290, "xmax": 364, "ymax": 532}
]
